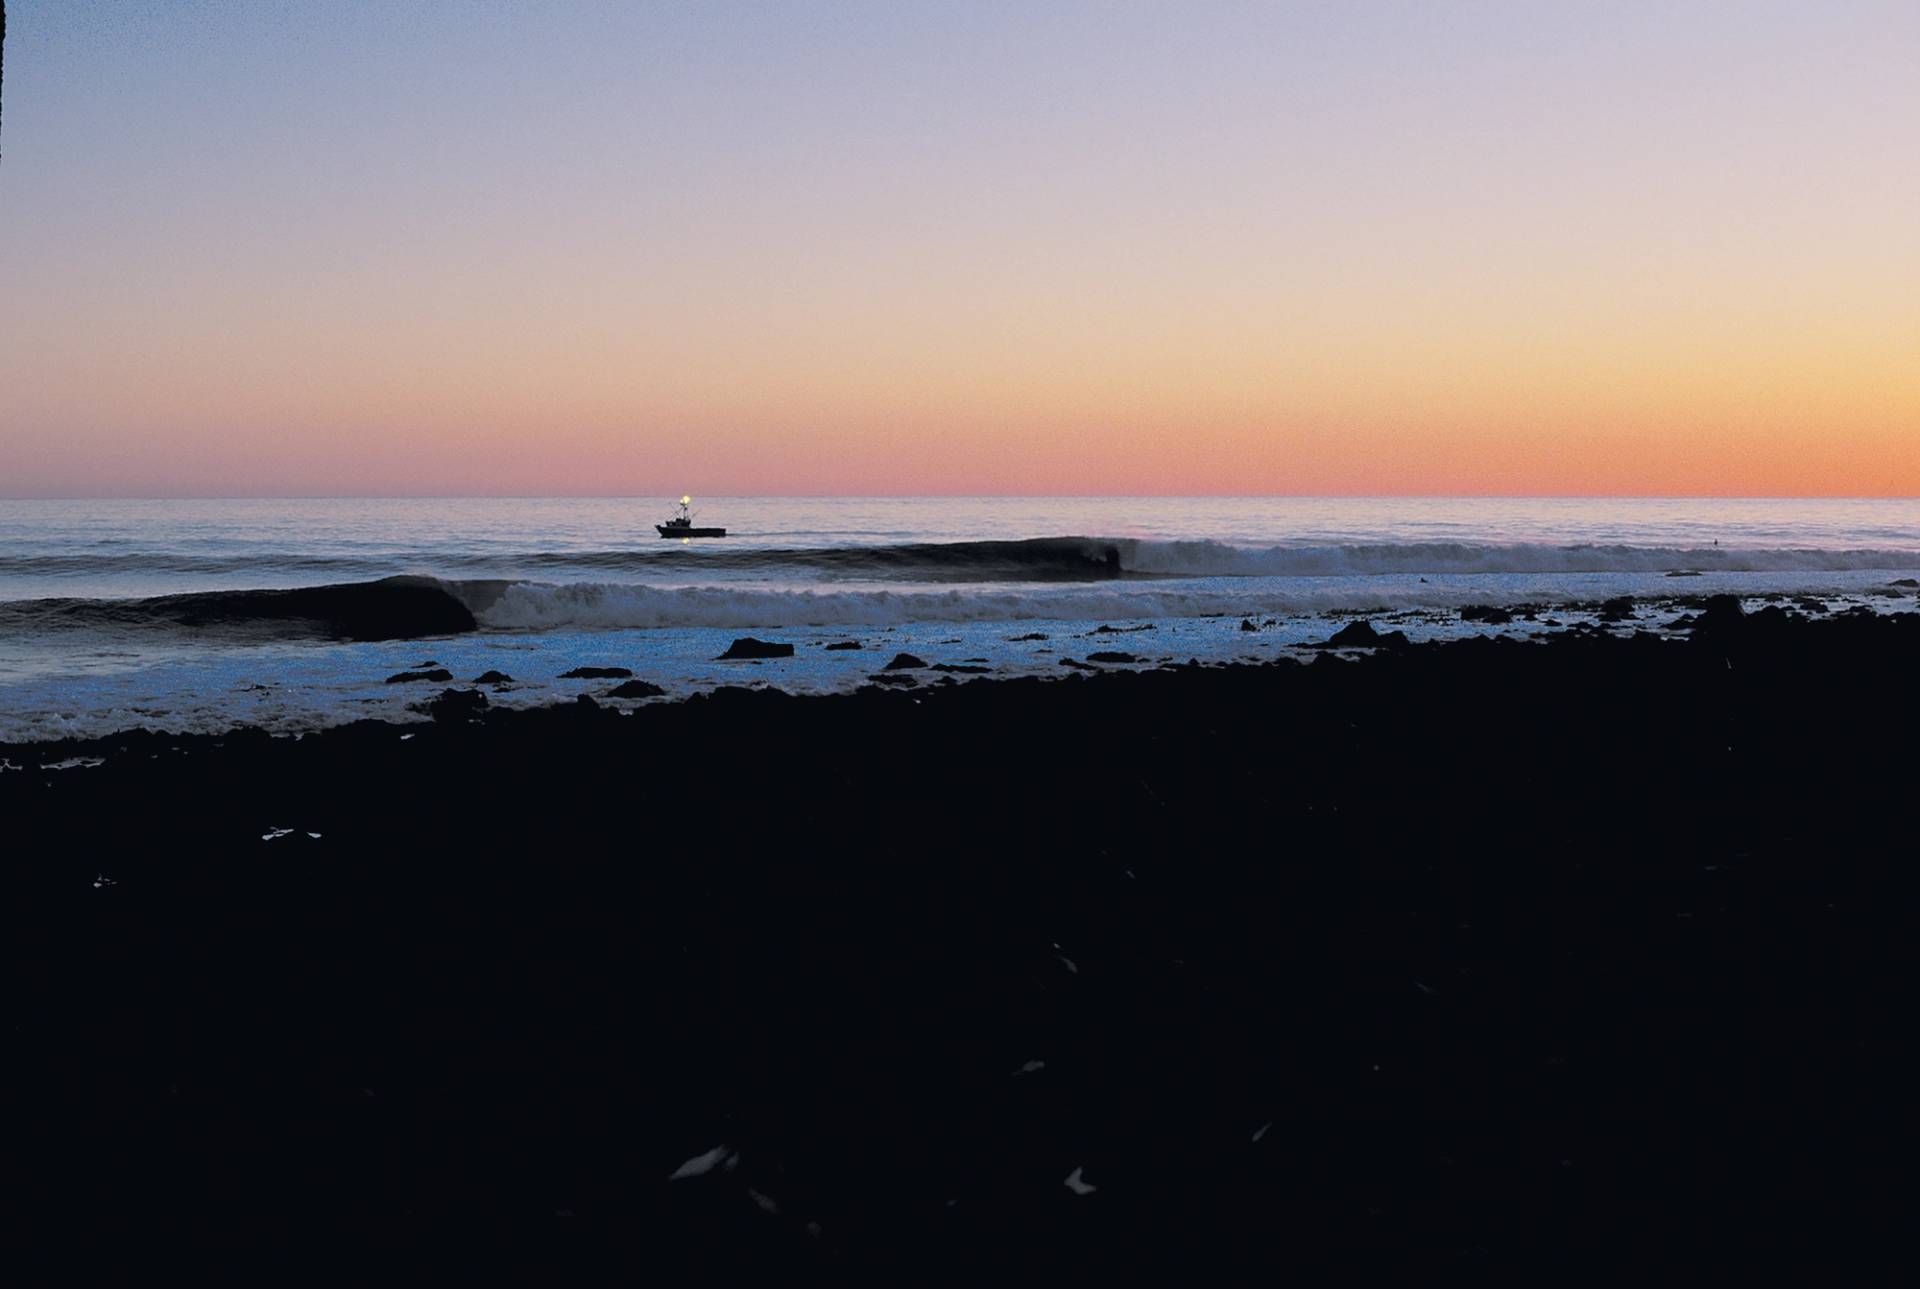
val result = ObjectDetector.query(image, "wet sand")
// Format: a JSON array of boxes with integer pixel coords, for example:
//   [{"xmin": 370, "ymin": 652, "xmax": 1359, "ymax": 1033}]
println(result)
[{"xmin": 4, "ymin": 599, "xmax": 1910, "ymax": 1274}]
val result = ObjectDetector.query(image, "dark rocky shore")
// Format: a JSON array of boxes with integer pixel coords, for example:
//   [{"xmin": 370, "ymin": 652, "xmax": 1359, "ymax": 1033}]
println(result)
[{"xmin": 5, "ymin": 602, "xmax": 1911, "ymax": 1275}]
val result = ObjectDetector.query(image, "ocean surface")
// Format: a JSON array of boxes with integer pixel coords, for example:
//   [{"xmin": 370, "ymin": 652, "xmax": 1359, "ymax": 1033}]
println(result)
[{"xmin": 3, "ymin": 496, "xmax": 1917, "ymax": 741}]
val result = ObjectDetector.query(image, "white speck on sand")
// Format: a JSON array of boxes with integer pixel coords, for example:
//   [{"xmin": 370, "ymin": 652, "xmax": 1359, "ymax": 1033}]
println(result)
[
  {"xmin": 669, "ymin": 1144, "xmax": 736, "ymax": 1180},
  {"xmin": 1063, "ymin": 1166, "xmax": 1097, "ymax": 1196},
  {"xmin": 1251, "ymin": 1121, "xmax": 1272, "ymax": 1143},
  {"xmin": 1012, "ymin": 1060, "xmax": 1046, "ymax": 1077}
]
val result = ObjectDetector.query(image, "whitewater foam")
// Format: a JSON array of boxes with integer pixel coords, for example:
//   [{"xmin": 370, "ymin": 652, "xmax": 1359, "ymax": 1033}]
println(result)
[
  {"xmin": 471, "ymin": 565, "xmax": 1920, "ymax": 632},
  {"xmin": 1109, "ymin": 539, "xmax": 1920, "ymax": 578}
]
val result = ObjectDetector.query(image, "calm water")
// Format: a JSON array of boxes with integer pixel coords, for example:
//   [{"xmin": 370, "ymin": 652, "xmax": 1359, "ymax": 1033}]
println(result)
[{"xmin": 2, "ymin": 496, "xmax": 1916, "ymax": 740}]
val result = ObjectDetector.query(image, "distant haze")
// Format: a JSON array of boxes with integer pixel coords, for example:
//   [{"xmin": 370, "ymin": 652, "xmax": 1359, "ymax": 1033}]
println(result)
[{"xmin": 1, "ymin": 1, "xmax": 1915, "ymax": 498}]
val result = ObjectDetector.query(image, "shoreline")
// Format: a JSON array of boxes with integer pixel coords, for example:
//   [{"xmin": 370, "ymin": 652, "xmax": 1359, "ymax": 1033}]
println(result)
[
  {"xmin": 5, "ymin": 582, "xmax": 1916, "ymax": 745},
  {"xmin": 6, "ymin": 602, "xmax": 1912, "ymax": 1271}
]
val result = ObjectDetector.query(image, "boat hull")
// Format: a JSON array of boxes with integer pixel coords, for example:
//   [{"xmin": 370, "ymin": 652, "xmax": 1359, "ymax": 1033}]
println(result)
[{"xmin": 656, "ymin": 525, "xmax": 727, "ymax": 538}]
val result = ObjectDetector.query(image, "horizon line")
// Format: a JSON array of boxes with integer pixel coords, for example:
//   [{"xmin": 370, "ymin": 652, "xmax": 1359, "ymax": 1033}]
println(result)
[{"xmin": 4, "ymin": 492, "xmax": 1919, "ymax": 504}]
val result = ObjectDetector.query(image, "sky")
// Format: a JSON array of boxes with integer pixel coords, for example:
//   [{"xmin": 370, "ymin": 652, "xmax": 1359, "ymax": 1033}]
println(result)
[{"xmin": 1, "ymin": 0, "xmax": 1916, "ymax": 497}]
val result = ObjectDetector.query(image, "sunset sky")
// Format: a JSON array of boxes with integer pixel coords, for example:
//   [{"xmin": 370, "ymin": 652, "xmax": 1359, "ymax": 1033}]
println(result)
[{"xmin": 1, "ymin": 0, "xmax": 1915, "ymax": 497}]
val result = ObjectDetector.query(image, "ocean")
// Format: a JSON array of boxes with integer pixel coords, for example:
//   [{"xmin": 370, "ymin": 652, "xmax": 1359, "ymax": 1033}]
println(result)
[{"xmin": 3, "ymin": 495, "xmax": 1917, "ymax": 741}]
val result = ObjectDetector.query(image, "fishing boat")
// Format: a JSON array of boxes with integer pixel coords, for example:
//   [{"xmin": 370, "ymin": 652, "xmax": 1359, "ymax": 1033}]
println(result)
[{"xmin": 656, "ymin": 496, "xmax": 727, "ymax": 539}]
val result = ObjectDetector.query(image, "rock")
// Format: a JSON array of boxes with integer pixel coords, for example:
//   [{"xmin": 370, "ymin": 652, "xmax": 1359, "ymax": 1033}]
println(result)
[
  {"xmin": 409, "ymin": 687, "xmax": 488, "ymax": 723},
  {"xmin": 1086, "ymin": 651, "xmax": 1139, "ymax": 664},
  {"xmin": 560, "ymin": 666, "xmax": 633, "ymax": 679},
  {"xmin": 1459, "ymin": 605, "xmax": 1513, "ymax": 625},
  {"xmin": 1240, "ymin": 618, "xmax": 1260, "ymax": 632},
  {"xmin": 1059, "ymin": 658, "xmax": 1097, "ymax": 671},
  {"xmin": 472, "ymin": 670, "xmax": 514, "ymax": 684},
  {"xmin": 385, "ymin": 668, "xmax": 453, "ymax": 684},
  {"xmin": 823, "ymin": 640, "xmax": 862, "ymax": 651},
  {"xmin": 931, "ymin": 663, "xmax": 992, "ymax": 674},
  {"xmin": 717, "ymin": 638, "xmax": 795, "ymax": 660},
  {"xmin": 1665, "ymin": 570, "xmax": 1703, "ymax": 578},
  {"xmin": 1889, "ymin": 578, "xmax": 1918, "ymax": 588},
  {"xmin": 607, "ymin": 680, "xmax": 667, "ymax": 699},
  {"xmin": 1694, "ymin": 595, "xmax": 1745, "ymax": 627},
  {"xmin": 883, "ymin": 653, "xmax": 927, "ymax": 671},
  {"xmin": 1313, "ymin": 620, "xmax": 1411, "ymax": 649},
  {"xmin": 1688, "ymin": 595, "xmax": 1747, "ymax": 644},
  {"xmin": 1093, "ymin": 623, "xmax": 1154, "ymax": 634},
  {"xmin": 1009, "ymin": 632, "xmax": 1050, "ymax": 641},
  {"xmin": 867, "ymin": 673, "xmax": 917, "ymax": 687},
  {"xmin": 1598, "ymin": 597, "xmax": 1635, "ymax": 622},
  {"xmin": 1322, "ymin": 621, "xmax": 1377, "ymax": 647}
]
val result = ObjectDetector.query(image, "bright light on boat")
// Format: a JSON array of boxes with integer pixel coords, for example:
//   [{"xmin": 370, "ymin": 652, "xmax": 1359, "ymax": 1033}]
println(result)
[{"xmin": 681, "ymin": 495, "xmax": 692, "ymax": 505}]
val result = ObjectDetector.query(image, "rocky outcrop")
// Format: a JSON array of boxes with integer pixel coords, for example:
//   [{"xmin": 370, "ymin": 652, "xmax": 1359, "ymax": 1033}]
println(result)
[
  {"xmin": 408, "ymin": 687, "xmax": 489, "ymax": 723},
  {"xmin": 1318, "ymin": 620, "xmax": 1409, "ymax": 649},
  {"xmin": 717, "ymin": 638, "xmax": 795, "ymax": 660}
]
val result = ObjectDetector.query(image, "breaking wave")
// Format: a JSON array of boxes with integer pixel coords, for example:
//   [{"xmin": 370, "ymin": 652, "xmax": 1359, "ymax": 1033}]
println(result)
[
  {"xmin": 476, "ymin": 581, "xmax": 1227, "ymax": 630},
  {"xmin": 1108, "ymin": 540, "xmax": 1920, "ymax": 577},
  {"xmin": 6, "ymin": 537, "xmax": 1917, "ymax": 586},
  {"xmin": 1, "ymin": 540, "xmax": 1915, "ymax": 642},
  {"xmin": 0, "ymin": 576, "xmax": 478, "ymax": 642}
]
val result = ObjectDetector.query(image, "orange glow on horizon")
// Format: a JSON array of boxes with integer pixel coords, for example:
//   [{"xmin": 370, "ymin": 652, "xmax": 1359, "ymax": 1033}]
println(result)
[{"xmin": 2, "ymin": 3, "xmax": 1915, "ymax": 498}]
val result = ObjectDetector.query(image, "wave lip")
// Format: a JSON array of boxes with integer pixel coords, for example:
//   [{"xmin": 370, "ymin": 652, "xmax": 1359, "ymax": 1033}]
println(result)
[
  {"xmin": 0, "ymin": 575, "xmax": 477, "ymax": 642},
  {"xmin": 503, "ymin": 537, "xmax": 1129, "ymax": 581}
]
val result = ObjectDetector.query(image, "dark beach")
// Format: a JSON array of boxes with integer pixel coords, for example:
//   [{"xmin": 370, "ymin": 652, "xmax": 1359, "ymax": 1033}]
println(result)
[{"xmin": 5, "ymin": 598, "xmax": 1910, "ymax": 1275}]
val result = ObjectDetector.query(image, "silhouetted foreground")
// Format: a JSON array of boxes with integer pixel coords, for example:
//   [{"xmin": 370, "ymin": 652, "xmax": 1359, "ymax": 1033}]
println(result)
[{"xmin": 5, "ymin": 602, "xmax": 1910, "ymax": 1275}]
